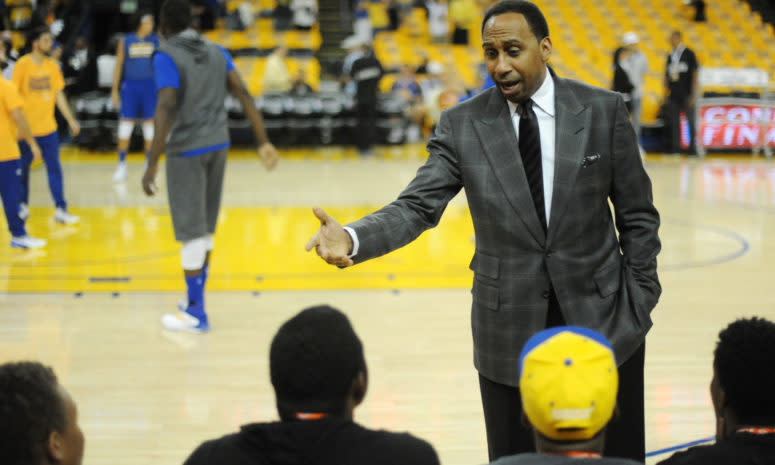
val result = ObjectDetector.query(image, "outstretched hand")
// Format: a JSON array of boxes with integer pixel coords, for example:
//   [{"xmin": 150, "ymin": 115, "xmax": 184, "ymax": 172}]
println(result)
[{"xmin": 305, "ymin": 207, "xmax": 354, "ymax": 268}]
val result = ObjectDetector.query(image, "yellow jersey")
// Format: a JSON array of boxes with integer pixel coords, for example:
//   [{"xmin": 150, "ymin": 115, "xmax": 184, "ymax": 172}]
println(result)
[
  {"xmin": 0, "ymin": 77, "xmax": 23, "ymax": 162},
  {"xmin": 11, "ymin": 54, "xmax": 64, "ymax": 137}
]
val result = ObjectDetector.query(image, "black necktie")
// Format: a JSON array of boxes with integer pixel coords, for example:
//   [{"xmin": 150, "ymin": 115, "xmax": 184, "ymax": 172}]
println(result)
[{"xmin": 518, "ymin": 99, "xmax": 546, "ymax": 231}]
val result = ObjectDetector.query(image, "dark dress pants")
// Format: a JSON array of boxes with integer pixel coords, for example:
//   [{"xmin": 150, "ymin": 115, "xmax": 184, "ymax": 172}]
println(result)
[
  {"xmin": 664, "ymin": 97, "xmax": 695, "ymax": 154},
  {"xmin": 478, "ymin": 290, "xmax": 646, "ymax": 462},
  {"xmin": 355, "ymin": 102, "xmax": 377, "ymax": 153}
]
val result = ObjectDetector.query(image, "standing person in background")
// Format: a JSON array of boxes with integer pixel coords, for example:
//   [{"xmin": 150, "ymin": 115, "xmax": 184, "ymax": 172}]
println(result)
[
  {"xmin": 618, "ymin": 32, "xmax": 647, "ymax": 154},
  {"xmin": 0, "ymin": 74, "xmax": 46, "ymax": 249},
  {"xmin": 12, "ymin": 26, "xmax": 80, "ymax": 225},
  {"xmin": 664, "ymin": 30, "xmax": 698, "ymax": 155},
  {"xmin": 349, "ymin": 41, "xmax": 383, "ymax": 157},
  {"xmin": 110, "ymin": 12, "xmax": 160, "ymax": 183},
  {"xmin": 262, "ymin": 46, "xmax": 291, "ymax": 93},
  {"xmin": 142, "ymin": 0, "xmax": 278, "ymax": 333}
]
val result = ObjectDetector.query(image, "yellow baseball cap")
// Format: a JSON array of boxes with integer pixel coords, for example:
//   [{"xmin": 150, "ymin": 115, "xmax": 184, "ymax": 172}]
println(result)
[{"xmin": 519, "ymin": 326, "xmax": 618, "ymax": 441}]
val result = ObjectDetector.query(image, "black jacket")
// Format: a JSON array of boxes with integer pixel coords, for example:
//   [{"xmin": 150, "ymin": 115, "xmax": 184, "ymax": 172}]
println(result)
[{"xmin": 183, "ymin": 417, "xmax": 440, "ymax": 465}]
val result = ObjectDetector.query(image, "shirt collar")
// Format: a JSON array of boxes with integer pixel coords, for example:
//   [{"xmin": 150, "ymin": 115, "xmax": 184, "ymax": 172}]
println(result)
[{"xmin": 507, "ymin": 67, "xmax": 555, "ymax": 117}]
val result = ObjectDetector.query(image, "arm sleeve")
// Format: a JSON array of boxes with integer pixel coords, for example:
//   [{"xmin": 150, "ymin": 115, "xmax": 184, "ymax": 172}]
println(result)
[
  {"xmin": 346, "ymin": 109, "xmax": 463, "ymax": 264},
  {"xmin": 52, "ymin": 63, "xmax": 65, "ymax": 92},
  {"xmin": 216, "ymin": 45, "xmax": 236, "ymax": 72},
  {"xmin": 152, "ymin": 51, "xmax": 180, "ymax": 91},
  {"xmin": 609, "ymin": 94, "xmax": 661, "ymax": 310},
  {"xmin": 2, "ymin": 82, "xmax": 23, "ymax": 111}
]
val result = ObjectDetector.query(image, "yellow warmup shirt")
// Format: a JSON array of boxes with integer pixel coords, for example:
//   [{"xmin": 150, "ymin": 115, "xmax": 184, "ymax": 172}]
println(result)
[
  {"xmin": 11, "ymin": 55, "xmax": 64, "ymax": 137},
  {"xmin": 0, "ymin": 77, "xmax": 23, "ymax": 162}
]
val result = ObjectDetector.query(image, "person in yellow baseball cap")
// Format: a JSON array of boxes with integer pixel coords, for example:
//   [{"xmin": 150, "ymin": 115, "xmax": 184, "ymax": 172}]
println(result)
[{"xmin": 491, "ymin": 326, "xmax": 640, "ymax": 464}]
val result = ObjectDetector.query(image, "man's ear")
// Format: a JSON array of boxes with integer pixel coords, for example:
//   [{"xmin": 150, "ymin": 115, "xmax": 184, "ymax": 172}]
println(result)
[
  {"xmin": 47, "ymin": 430, "xmax": 64, "ymax": 462},
  {"xmin": 540, "ymin": 36, "xmax": 553, "ymax": 62},
  {"xmin": 351, "ymin": 371, "xmax": 368, "ymax": 406}
]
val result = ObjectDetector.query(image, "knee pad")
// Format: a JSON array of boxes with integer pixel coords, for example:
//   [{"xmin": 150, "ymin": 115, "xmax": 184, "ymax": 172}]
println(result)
[
  {"xmin": 181, "ymin": 237, "xmax": 208, "ymax": 270},
  {"xmin": 205, "ymin": 234, "xmax": 214, "ymax": 251},
  {"xmin": 117, "ymin": 120, "xmax": 135, "ymax": 140},
  {"xmin": 142, "ymin": 120, "xmax": 155, "ymax": 141}
]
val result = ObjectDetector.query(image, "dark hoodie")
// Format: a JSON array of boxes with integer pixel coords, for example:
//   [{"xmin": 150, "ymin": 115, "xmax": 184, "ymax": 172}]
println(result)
[
  {"xmin": 157, "ymin": 29, "xmax": 229, "ymax": 156},
  {"xmin": 182, "ymin": 417, "xmax": 440, "ymax": 465},
  {"xmin": 657, "ymin": 432, "xmax": 775, "ymax": 465}
]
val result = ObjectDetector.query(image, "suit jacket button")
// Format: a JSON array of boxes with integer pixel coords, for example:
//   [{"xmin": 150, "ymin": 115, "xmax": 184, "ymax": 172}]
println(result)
[{"xmin": 542, "ymin": 290, "xmax": 550, "ymax": 299}]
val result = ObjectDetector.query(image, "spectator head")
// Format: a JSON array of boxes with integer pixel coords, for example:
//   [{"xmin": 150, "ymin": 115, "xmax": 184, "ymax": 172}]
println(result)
[
  {"xmin": 670, "ymin": 30, "xmax": 682, "ymax": 48},
  {"xmin": 27, "ymin": 27, "xmax": 53, "ymax": 55},
  {"xmin": 274, "ymin": 46, "xmax": 288, "ymax": 57},
  {"xmin": 341, "ymin": 35, "xmax": 365, "ymax": 52},
  {"xmin": 437, "ymin": 89, "xmax": 459, "ymax": 111},
  {"xmin": 399, "ymin": 64, "xmax": 415, "ymax": 79},
  {"xmin": 134, "ymin": 11, "xmax": 155, "ymax": 36},
  {"xmin": 293, "ymin": 68, "xmax": 306, "ymax": 83},
  {"xmin": 621, "ymin": 31, "xmax": 639, "ymax": 49},
  {"xmin": 481, "ymin": 0, "xmax": 552, "ymax": 104},
  {"xmin": 160, "ymin": 0, "xmax": 192, "ymax": 37},
  {"xmin": 270, "ymin": 305, "xmax": 368, "ymax": 421},
  {"xmin": 0, "ymin": 361, "xmax": 85, "ymax": 465},
  {"xmin": 519, "ymin": 327, "xmax": 618, "ymax": 454},
  {"xmin": 712, "ymin": 317, "xmax": 775, "ymax": 439}
]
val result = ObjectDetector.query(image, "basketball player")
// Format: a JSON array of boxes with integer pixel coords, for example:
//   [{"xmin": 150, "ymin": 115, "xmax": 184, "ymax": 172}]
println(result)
[
  {"xmin": 111, "ymin": 12, "xmax": 160, "ymax": 183},
  {"xmin": 12, "ymin": 26, "xmax": 80, "ymax": 225},
  {"xmin": 0, "ymin": 74, "xmax": 46, "ymax": 249},
  {"xmin": 142, "ymin": 0, "xmax": 278, "ymax": 332}
]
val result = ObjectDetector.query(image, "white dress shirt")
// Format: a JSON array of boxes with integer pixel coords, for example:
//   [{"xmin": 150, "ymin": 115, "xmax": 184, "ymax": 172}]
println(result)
[
  {"xmin": 507, "ymin": 67, "xmax": 556, "ymax": 227},
  {"xmin": 344, "ymin": 67, "xmax": 557, "ymax": 257}
]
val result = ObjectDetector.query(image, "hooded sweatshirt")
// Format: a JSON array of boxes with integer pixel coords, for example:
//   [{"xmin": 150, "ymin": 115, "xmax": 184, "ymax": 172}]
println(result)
[
  {"xmin": 157, "ymin": 29, "xmax": 229, "ymax": 156},
  {"xmin": 182, "ymin": 417, "xmax": 440, "ymax": 465}
]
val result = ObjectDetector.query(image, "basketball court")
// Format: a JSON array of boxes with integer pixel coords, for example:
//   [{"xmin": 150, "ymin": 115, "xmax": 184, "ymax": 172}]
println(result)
[{"xmin": 1, "ymin": 146, "xmax": 774, "ymax": 464}]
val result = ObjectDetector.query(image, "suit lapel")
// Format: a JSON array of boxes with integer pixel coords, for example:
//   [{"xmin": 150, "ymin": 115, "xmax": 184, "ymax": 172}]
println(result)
[
  {"xmin": 548, "ymin": 76, "xmax": 590, "ymax": 244},
  {"xmin": 473, "ymin": 88, "xmax": 546, "ymax": 246}
]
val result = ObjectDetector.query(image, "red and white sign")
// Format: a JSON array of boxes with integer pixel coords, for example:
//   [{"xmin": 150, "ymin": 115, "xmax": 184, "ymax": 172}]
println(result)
[{"xmin": 698, "ymin": 104, "xmax": 775, "ymax": 149}]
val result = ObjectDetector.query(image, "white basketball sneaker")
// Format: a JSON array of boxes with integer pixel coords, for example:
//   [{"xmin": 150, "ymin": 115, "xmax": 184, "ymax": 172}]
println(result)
[
  {"xmin": 54, "ymin": 208, "xmax": 80, "ymax": 225},
  {"xmin": 113, "ymin": 161, "xmax": 128, "ymax": 182},
  {"xmin": 162, "ymin": 305, "xmax": 210, "ymax": 333},
  {"xmin": 11, "ymin": 235, "xmax": 47, "ymax": 249}
]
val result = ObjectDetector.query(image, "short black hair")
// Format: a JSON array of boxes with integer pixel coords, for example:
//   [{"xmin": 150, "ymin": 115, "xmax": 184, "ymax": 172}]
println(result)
[
  {"xmin": 160, "ymin": 0, "xmax": 192, "ymax": 35},
  {"xmin": 0, "ymin": 361, "xmax": 67, "ymax": 465},
  {"xmin": 132, "ymin": 10, "xmax": 154, "ymax": 31},
  {"xmin": 714, "ymin": 317, "xmax": 775, "ymax": 425},
  {"xmin": 26, "ymin": 26, "xmax": 50, "ymax": 48},
  {"xmin": 481, "ymin": 0, "xmax": 549, "ymax": 41},
  {"xmin": 270, "ymin": 305, "xmax": 367, "ymax": 419}
]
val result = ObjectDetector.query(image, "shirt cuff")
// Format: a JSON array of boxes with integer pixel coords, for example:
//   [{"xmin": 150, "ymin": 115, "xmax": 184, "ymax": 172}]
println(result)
[{"xmin": 342, "ymin": 226, "xmax": 359, "ymax": 258}]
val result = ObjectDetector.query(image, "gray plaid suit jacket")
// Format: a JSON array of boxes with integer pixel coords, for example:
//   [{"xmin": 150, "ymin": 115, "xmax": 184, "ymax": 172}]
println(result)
[{"xmin": 348, "ymin": 71, "xmax": 661, "ymax": 386}]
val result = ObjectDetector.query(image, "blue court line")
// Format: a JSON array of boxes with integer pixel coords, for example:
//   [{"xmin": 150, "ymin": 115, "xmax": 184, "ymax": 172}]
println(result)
[
  {"xmin": 88, "ymin": 277, "xmax": 131, "ymax": 283},
  {"xmin": 661, "ymin": 219, "xmax": 749, "ymax": 271},
  {"xmin": 645, "ymin": 436, "xmax": 715, "ymax": 458}
]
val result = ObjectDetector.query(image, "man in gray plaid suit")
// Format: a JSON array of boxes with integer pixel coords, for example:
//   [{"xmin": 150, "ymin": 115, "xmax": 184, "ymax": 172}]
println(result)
[{"xmin": 306, "ymin": 1, "xmax": 660, "ymax": 462}]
